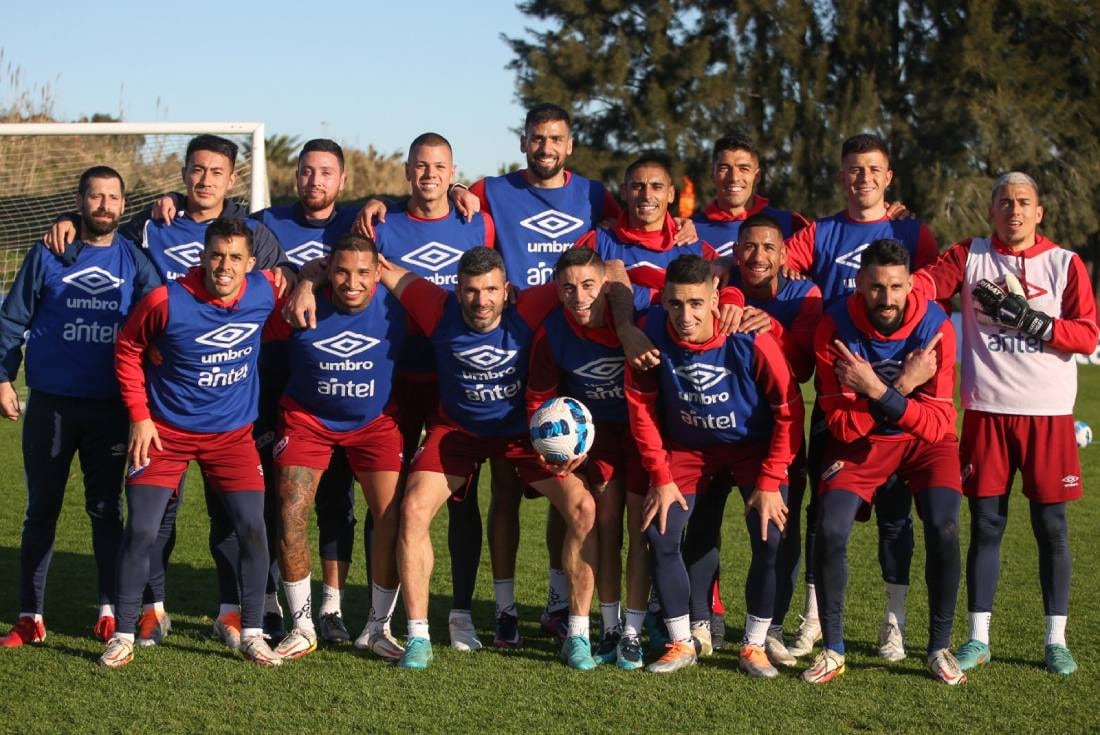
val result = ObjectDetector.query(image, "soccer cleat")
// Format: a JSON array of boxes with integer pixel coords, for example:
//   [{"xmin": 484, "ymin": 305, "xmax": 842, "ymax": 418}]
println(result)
[
  {"xmin": 366, "ymin": 630, "xmax": 405, "ymax": 662},
  {"xmin": 539, "ymin": 608, "xmax": 568, "ymax": 641},
  {"xmin": 691, "ymin": 623, "xmax": 713, "ymax": 657},
  {"xmin": 262, "ymin": 612, "xmax": 286, "ymax": 645},
  {"xmin": 241, "ymin": 634, "xmax": 283, "ymax": 667},
  {"xmin": 1045, "ymin": 644, "xmax": 1078, "ymax": 676},
  {"xmin": 801, "ymin": 648, "xmax": 846, "ymax": 684},
  {"xmin": 787, "ymin": 615, "xmax": 821, "ymax": 658},
  {"xmin": 710, "ymin": 613, "xmax": 726, "ymax": 649},
  {"xmin": 397, "ymin": 637, "xmax": 433, "ymax": 670},
  {"xmin": 213, "ymin": 612, "xmax": 242, "ymax": 650},
  {"xmin": 493, "ymin": 611, "xmax": 523, "ymax": 649},
  {"xmin": 616, "ymin": 633, "xmax": 644, "ymax": 670},
  {"xmin": 136, "ymin": 610, "xmax": 171, "ymax": 647},
  {"xmin": 560, "ymin": 634, "xmax": 597, "ymax": 671},
  {"xmin": 878, "ymin": 621, "xmax": 906, "ymax": 662},
  {"xmin": 954, "ymin": 639, "xmax": 991, "ymax": 671},
  {"xmin": 644, "ymin": 611, "xmax": 670, "ymax": 652},
  {"xmin": 765, "ymin": 626, "xmax": 797, "ymax": 667},
  {"xmin": 928, "ymin": 648, "xmax": 967, "ymax": 685},
  {"xmin": 740, "ymin": 643, "xmax": 780, "ymax": 679},
  {"xmin": 273, "ymin": 627, "xmax": 317, "ymax": 660},
  {"xmin": 318, "ymin": 612, "xmax": 350, "ymax": 644},
  {"xmin": 1, "ymin": 617, "xmax": 46, "ymax": 648},
  {"xmin": 98, "ymin": 636, "xmax": 134, "ymax": 669},
  {"xmin": 592, "ymin": 629, "xmax": 621, "ymax": 665},
  {"xmin": 93, "ymin": 615, "xmax": 117, "ymax": 643},
  {"xmin": 448, "ymin": 612, "xmax": 483, "ymax": 652},
  {"xmin": 645, "ymin": 641, "xmax": 697, "ymax": 674}
]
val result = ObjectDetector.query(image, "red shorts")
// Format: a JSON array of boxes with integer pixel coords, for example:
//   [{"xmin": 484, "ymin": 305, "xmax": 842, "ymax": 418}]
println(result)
[
  {"xmin": 667, "ymin": 440, "xmax": 770, "ymax": 496},
  {"xmin": 585, "ymin": 421, "xmax": 647, "ymax": 495},
  {"xmin": 126, "ymin": 421, "xmax": 263, "ymax": 493},
  {"xmin": 411, "ymin": 418, "xmax": 553, "ymax": 487},
  {"xmin": 275, "ymin": 406, "xmax": 404, "ymax": 474},
  {"xmin": 960, "ymin": 411, "xmax": 1082, "ymax": 503},
  {"xmin": 393, "ymin": 372, "xmax": 439, "ymax": 453},
  {"xmin": 819, "ymin": 435, "xmax": 961, "ymax": 504}
]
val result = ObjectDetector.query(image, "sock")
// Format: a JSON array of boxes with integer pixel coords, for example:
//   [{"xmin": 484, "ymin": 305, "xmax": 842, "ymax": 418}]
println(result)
[
  {"xmin": 152, "ymin": 601, "xmax": 165, "ymax": 615},
  {"xmin": 547, "ymin": 568, "xmax": 569, "ymax": 612},
  {"xmin": 264, "ymin": 592, "xmax": 283, "ymax": 618},
  {"xmin": 369, "ymin": 583, "xmax": 399, "ymax": 634},
  {"xmin": 319, "ymin": 584, "xmax": 342, "ymax": 616},
  {"xmin": 804, "ymin": 584, "xmax": 819, "ymax": 620},
  {"xmin": 1045, "ymin": 615, "xmax": 1068, "ymax": 647},
  {"xmin": 743, "ymin": 614, "xmax": 772, "ymax": 647},
  {"xmin": 116, "ymin": 632, "xmax": 135, "ymax": 643},
  {"xmin": 968, "ymin": 611, "xmax": 992, "ymax": 645},
  {"xmin": 666, "ymin": 614, "xmax": 691, "ymax": 643},
  {"xmin": 567, "ymin": 615, "xmax": 590, "ymax": 639},
  {"xmin": 20, "ymin": 612, "xmax": 42, "ymax": 623},
  {"xmin": 623, "ymin": 608, "xmax": 646, "ymax": 638},
  {"xmin": 218, "ymin": 603, "xmax": 241, "ymax": 618},
  {"xmin": 450, "ymin": 609, "xmax": 472, "ymax": 621},
  {"xmin": 282, "ymin": 576, "xmax": 314, "ymax": 633},
  {"xmin": 408, "ymin": 618, "xmax": 430, "ymax": 641},
  {"xmin": 99, "ymin": 604, "xmax": 115, "ymax": 618},
  {"xmin": 493, "ymin": 579, "xmax": 516, "ymax": 617},
  {"xmin": 600, "ymin": 601, "xmax": 621, "ymax": 635},
  {"xmin": 241, "ymin": 627, "xmax": 263, "ymax": 639},
  {"xmin": 884, "ymin": 582, "xmax": 907, "ymax": 630}
]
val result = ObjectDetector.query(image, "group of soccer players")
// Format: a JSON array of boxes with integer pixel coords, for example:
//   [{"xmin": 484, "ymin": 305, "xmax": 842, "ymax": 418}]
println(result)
[{"xmin": 0, "ymin": 102, "xmax": 1094, "ymax": 685}]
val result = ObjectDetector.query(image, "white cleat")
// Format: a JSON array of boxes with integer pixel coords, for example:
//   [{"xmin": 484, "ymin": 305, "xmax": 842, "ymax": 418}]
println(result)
[
  {"xmin": 765, "ymin": 626, "xmax": 797, "ymax": 667},
  {"xmin": 787, "ymin": 615, "xmax": 821, "ymax": 658},
  {"xmin": 449, "ymin": 611, "xmax": 483, "ymax": 652},
  {"xmin": 878, "ymin": 621, "xmax": 906, "ymax": 662}
]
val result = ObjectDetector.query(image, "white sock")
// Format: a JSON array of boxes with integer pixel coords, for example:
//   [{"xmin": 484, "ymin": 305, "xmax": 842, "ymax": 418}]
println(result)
[
  {"xmin": 968, "ymin": 611, "xmax": 992, "ymax": 645},
  {"xmin": 450, "ymin": 609, "xmax": 472, "ymax": 621},
  {"xmin": 493, "ymin": 579, "xmax": 516, "ymax": 617},
  {"xmin": 20, "ymin": 612, "xmax": 42, "ymax": 623},
  {"xmin": 116, "ymin": 632, "xmax": 135, "ymax": 643},
  {"xmin": 241, "ymin": 627, "xmax": 263, "ymax": 639},
  {"xmin": 369, "ymin": 583, "xmax": 399, "ymax": 633},
  {"xmin": 1045, "ymin": 615, "xmax": 1068, "ymax": 647},
  {"xmin": 744, "ymin": 614, "xmax": 772, "ymax": 646},
  {"xmin": 264, "ymin": 592, "xmax": 282, "ymax": 618},
  {"xmin": 804, "ymin": 584, "xmax": 819, "ymax": 620},
  {"xmin": 151, "ymin": 601, "xmax": 165, "ymax": 615},
  {"xmin": 567, "ymin": 615, "xmax": 590, "ymax": 639},
  {"xmin": 884, "ymin": 582, "xmax": 907, "ymax": 630},
  {"xmin": 623, "ymin": 608, "xmax": 646, "ymax": 638},
  {"xmin": 408, "ymin": 618, "xmax": 430, "ymax": 641},
  {"xmin": 99, "ymin": 604, "xmax": 115, "ymax": 618},
  {"xmin": 282, "ymin": 576, "xmax": 314, "ymax": 633},
  {"xmin": 319, "ymin": 584, "xmax": 342, "ymax": 616},
  {"xmin": 600, "ymin": 601, "xmax": 621, "ymax": 634},
  {"xmin": 547, "ymin": 568, "xmax": 569, "ymax": 612},
  {"xmin": 218, "ymin": 603, "xmax": 241, "ymax": 618},
  {"xmin": 666, "ymin": 614, "xmax": 691, "ymax": 643}
]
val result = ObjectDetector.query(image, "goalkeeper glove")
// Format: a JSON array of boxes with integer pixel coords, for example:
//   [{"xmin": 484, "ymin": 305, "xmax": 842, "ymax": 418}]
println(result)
[{"xmin": 972, "ymin": 278, "xmax": 1053, "ymax": 340}]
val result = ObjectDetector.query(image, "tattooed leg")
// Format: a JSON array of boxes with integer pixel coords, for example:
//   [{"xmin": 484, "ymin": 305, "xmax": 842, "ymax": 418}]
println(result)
[{"xmin": 278, "ymin": 466, "xmax": 323, "ymax": 581}]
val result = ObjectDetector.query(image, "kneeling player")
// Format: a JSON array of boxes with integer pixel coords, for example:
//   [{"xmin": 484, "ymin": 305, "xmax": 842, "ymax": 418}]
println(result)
[{"xmin": 806, "ymin": 239, "xmax": 963, "ymax": 685}]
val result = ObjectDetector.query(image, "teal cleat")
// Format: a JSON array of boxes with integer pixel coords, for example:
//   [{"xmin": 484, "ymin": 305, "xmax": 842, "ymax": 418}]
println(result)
[
  {"xmin": 644, "ymin": 611, "xmax": 669, "ymax": 654},
  {"xmin": 397, "ymin": 637, "xmax": 434, "ymax": 670},
  {"xmin": 592, "ymin": 630, "xmax": 621, "ymax": 666},
  {"xmin": 560, "ymin": 635, "xmax": 597, "ymax": 671},
  {"xmin": 1045, "ymin": 644, "xmax": 1077, "ymax": 675},
  {"xmin": 616, "ymin": 634, "xmax": 644, "ymax": 670},
  {"xmin": 955, "ymin": 640, "xmax": 991, "ymax": 671}
]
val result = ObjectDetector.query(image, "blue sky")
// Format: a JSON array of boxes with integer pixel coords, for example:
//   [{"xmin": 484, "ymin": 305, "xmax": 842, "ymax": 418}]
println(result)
[{"xmin": 2, "ymin": 0, "xmax": 536, "ymax": 179}]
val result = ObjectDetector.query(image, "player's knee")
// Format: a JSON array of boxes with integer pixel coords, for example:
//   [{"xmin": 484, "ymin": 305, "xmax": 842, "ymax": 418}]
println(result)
[
  {"xmin": 400, "ymin": 491, "xmax": 436, "ymax": 532},
  {"xmin": 85, "ymin": 496, "xmax": 122, "ymax": 523},
  {"xmin": 562, "ymin": 492, "xmax": 595, "ymax": 534}
]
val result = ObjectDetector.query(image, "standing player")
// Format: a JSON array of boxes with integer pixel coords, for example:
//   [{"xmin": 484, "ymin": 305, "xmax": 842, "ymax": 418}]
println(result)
[
  {"xmin": 911, "ymin": 172, "xmax": 1098, "ymax": 675},
  {"xmin": 806, "ymin": 239, "xmax": 963, "ymax": 686},
  {"xmin": 626, "ymin": 254, "xmax": 803, "ymax": 676},
  {"xmin": 100, "ymin": 218, "xmax": 285, "ymax": 668},
  {"xmin": 0, "ymin": 167, "xmax": 161, "ymax": 647}
]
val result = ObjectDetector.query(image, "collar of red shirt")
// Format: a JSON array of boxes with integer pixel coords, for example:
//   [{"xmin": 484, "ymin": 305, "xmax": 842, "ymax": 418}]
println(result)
[
  {"xmin": 701, "ymin": 195, "xmax": 770, "ymax": 222},
  {"xmin": 612, "ymin": 212, "xmax": 679, "ymax": 251}
]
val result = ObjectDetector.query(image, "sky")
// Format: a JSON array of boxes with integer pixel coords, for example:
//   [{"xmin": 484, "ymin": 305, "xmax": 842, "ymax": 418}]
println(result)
[{"xmin": 2, "ymin": 0, "xmax": 536, "ymax": 180}]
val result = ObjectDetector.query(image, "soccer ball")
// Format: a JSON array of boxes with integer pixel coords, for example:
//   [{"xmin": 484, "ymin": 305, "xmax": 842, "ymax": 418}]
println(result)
[
  {"xmin": 1074, "ymin": 420, "xmax": 1092, "ymax": 449},
  {"xmin": 529, "ymin": 397, "xmax": 595, "ymax": 465}
]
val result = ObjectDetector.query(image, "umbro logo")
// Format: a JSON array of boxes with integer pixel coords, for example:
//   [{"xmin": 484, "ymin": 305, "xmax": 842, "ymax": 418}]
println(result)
[
  {"xmin": 995, "ymin": 275, "xmax": 1048, "ymax": 300},
  {"xmin": 574, "ymin": 356, "xmax": 624, "ymax": 381},
  {"xmin": 195, "ymin": 323, "xmax": 260, "ymax": 349},
  {"xmin": 871, "ymin": 358, "xmax": 903, "ymax": 382},
  {"xmin": 714, "ymin": 240, "xmax": 736, "ymax": 258},
  {"xmin": 61, "ymin": 266, "xmax": 124, "ymax": 295},
  {"xmin": 286, "ymin": 240, "xmax": 328, "ymax": 266},
  {"xmin": 401, "ymin": 242, "xmax": 464, "ymax": 273},
  {"xmin": 835, "ymin": 242, "xmax": 872, "ymax": 269},
  {"xmin": 164, "ymin": 241, "xmax": 205, "ymax": 269},
  {"xmin": 312, "ymin": 330, "xmax": 380, "ymax": 358},
  {"xmin": 454, "ymin": 345, "xmax": 517, "ymax": 370},
  {"xmin": 674, "ymin": 363, "xmax": 732, "ymax": 391},
  {"xmin": 519, "ymin": 209, "xmax": 584, "ymax": 239},
  {"xmin": 626, "ymin": 260, "xmax": 662, "ymax": 271},
  {"xmin": 1063, "ymin": 475, "xmax": 1080, "ymax": 487}
]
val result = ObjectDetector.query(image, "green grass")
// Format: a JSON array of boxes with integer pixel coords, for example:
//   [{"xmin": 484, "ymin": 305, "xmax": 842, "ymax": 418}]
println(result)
[{"xmin": 1, "ymin": 371, "xmax": 1099, "ymax": 734}]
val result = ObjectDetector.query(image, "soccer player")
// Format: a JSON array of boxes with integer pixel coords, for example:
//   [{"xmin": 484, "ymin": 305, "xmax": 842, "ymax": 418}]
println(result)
[
  {"xmin": 783, "ymin": 133, "xmax": 940, "ymax": 660},
  {"xmin": 270, "ymin": 234, "xmax": 408, "ymax": 663},
  {"xmin": 805, "ymin": 239, "xmax": 963, "ymax": 686},
  {"xmin": 0, "ymin": 167, "xmax": 161, "ymax": 648},
  {"xmin": 100, "ymin": 217, "xmax": 286, "ymax": 668},
  {"xmin": 626, "ymin": 254, "xmax": 803, "ymax": 676},
  {"xmin": 910, "ymin": 172, "xmax": 1098, "ymax": 676}
]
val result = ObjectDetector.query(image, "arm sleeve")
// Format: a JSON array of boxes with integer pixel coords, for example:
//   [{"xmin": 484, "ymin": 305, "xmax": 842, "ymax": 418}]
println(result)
[
  {"xmin": 783, "ymin": 223, "xmax": 816, "ymax": 275},
  {"xmin": 251, "ymin": 222, "xmax": 292, "ymax": 270},
  {"xmin": 625, "ymin": 358, "xmax": 672, "ymax": 487},
  {"xmin": 718, "ymin": 286, "xmax": 745, "ymax": 307},
  {"xmin": 0, "ymin": 245, "xmax": 46, "ymax": 383},
  {"xmin": 573, "ymin": 230, "xmax": 597, "ymax": 250},
  {"xmin": 890, "ymin": 318, "xmax": 957, "ymax": 443},
  {"xmin": 525, "ymin": 327, "xmax": 562, "ymax": 419},
  {"xmin": 115, "ymin": 286, "xmax": 170, "ymax": 423},
  {"xmin": 813, "ymin": 316, "xmax": 878, "ymax": 442},
  {"xmin": 397, "ymin": 278, "xmax": 448, "ymax": 336},
  {"xmin": 481, "ymin": 212, "xmax": 496, "ymax": 248},
  {"xmin": 913, "ymin": 224, "xmax": 941, "ymax": 269},
  {"xmin": 785, "ymin": 286, "xmax": 823, "ymax": 383},
  {"xmin": 751, "ymin": 332, "xmax": 805, "ymax": 492},
  {"xmin": 912, "ymin": 240, "xmax": 968, "ymax": 301},
  {"xmin": 1047, "ymin": 253, "xmax": 1100, "ymax": 354},
  {"xmin": 790, "ymin": 211, "xmax": 811, "ymax": 234},
  {"xmin": 517, "ymin": 282, "xmax": 562, "ymax": 327}
]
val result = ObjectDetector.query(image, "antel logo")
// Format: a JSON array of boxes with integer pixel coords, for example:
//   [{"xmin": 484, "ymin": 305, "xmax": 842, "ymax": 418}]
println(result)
[
  {"xmin": 164, "ymin": 241, "xmax": 205, "ymax": 269},
  {"xmin": 195, "ymin": 323, "xmax": 260, "ymax": 349},
  {"xmin": 401, "ymin": 242, "xmax": 464, "ymax": 273},
  {"xmin": 61, "ymin": 266, "xmax": 124, "ymax": 295},
  {"xmin": 519, "ymin": 209, "xmax": 584, "ymax": 239},
  {"xmin": 454, "ymin": 345, "xmax": 517, "ymax": 370},
  {"xmin": 286, "ymin": 240, "xmax": 329, "ymax": 266},
  {"xmin": 674, "ymin": 363, "xmax": 732, "ymax": 391},
  {"xmin": 574, "ymin": 356, "xmax": 625, "ymax": 381},
  {"xmin": 312, "ymin": 331, "xmax": 380, "ymax": 358}
]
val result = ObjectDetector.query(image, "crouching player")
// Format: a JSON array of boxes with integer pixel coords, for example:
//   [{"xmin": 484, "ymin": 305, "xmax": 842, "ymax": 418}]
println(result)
[
  {"xmin": 806, "ymin": 239, "xmax": 963, "ymax": 685},
  {"xmin": 101, "ymin": 218, "xmax": 286, "ymax": 668},
  {"xmin": 626, "ymin": 254, "xmax": 803, "ymax": 676},
  {"xmin": 271, "ymin": 234, "xmax": 408, "ymax": 662}
]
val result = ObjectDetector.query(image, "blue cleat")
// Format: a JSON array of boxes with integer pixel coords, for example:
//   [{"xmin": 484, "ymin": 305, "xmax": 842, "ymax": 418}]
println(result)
[
  {"xmin": 1045, "ymin": 644, "xmax": 1077, "ymax": 675},
  {"xmin": 954, "ymin": 639, "xmax": 991, "ymax": 671},
  {"xmin": 616, "ymin": 634, "xmax": 644, "ymax": 671},
  {"xmin": 560, "ymin": 635, "xmax": 597, "ymax": 671},
  {"xmin": 397, "ymin": 637, "xmax": 434, "ymax": 670},
  {"xmin": 592, "ymin": 630, "xmax": 621, "ymax": 666}
]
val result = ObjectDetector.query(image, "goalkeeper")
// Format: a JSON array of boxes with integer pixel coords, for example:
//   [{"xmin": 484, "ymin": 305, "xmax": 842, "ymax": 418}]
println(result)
[{"xmin": 911, "ymin": 172, "xmax": 1098, "ymax": 676}]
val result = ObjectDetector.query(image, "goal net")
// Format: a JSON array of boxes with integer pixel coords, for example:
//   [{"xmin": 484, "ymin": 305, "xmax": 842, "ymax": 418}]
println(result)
[{"xmin": 0, "ymin": 122, "xmax": 269, "ymax": 294}]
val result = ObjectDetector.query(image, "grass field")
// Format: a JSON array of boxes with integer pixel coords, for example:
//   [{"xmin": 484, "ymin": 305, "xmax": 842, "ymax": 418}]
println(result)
[{"xmin": 1, "ymin": 372, "xmax": 1099, "ymax": 734}]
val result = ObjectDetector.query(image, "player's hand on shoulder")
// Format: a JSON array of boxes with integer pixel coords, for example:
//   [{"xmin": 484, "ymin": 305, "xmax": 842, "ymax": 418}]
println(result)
[
  {"xmin": 151, "ymin": 195, "xmax": 178, "ymax": 224},
  {"xmin": 642, "ymin": 482, "xmax": 688, "ymax": 535},
  {"xmin": 885, "ymin": 200, "xmax": 916, "ymax": 220},
  {"xmin": 451, "ymin": 187, "xmax": 481, "ymax": 222},
  {"xmin": 284, "ymin": 279, "xmax": 319, "ymax": 329},
  {"xmin": 671, "ymin": 217, "xmax": 698, "ymax": 245},
  {"xmin": 779, "ymin": 264, "xmax": 807, "ymax": 281},
  {"xmin": 43, "ymin": 219, "xmax": 77, "ymax": 254},
  {"xmin": 621, "ymin": 326, "xmax": 660, "ymax": 371},
  {"xmin": 355, "ymin": 199, "xmax": 388, "ymax": 239}
]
